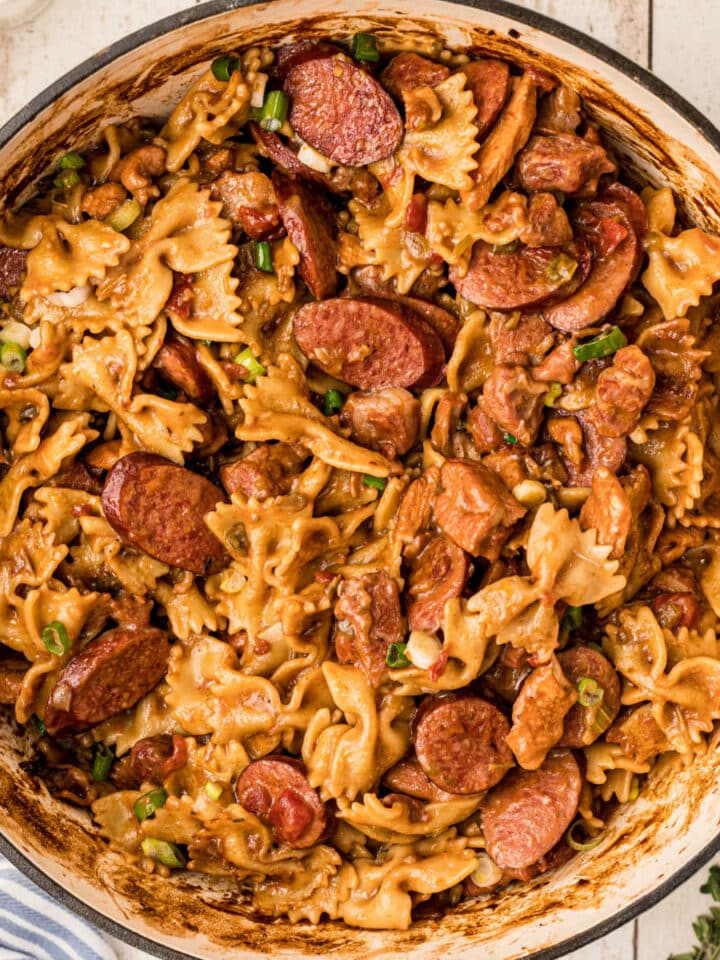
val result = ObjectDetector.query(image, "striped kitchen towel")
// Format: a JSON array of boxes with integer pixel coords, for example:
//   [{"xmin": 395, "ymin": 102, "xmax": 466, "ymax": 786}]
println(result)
[{"xmin": 0, "ymin": 854, "xmax": 117, "ymax": 960}]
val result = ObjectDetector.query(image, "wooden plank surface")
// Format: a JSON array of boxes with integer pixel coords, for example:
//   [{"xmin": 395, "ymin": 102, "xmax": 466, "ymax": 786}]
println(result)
[{"xmin": 0, "ymin": 2, "xmax": 718, "ymax": 959}]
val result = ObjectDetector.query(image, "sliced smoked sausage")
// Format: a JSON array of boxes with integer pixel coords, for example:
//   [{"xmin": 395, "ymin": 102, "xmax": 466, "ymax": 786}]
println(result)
[
  {"xmin": 414, "ymin": 694, "xmax": 513, "ymax": 794},
  {"xmin": 481, "ymin": 750, "xmax": 582, "ymax": 870},
  {"xmin": 0, "ymin": 245, "xmax": 27, "ymax": 299},
  {"xmin": 272, "ymin": 170, "xmax": 338, "ymax": 300},
  {"xmin": 235, "ymin": 756, "xmax": 327, "ymax": 848},
  {"xmin": 460, "ymin": 59, "xmax": 510, "ymax": 139},
  {"xmin": 380, "ymin": 52, "xmax": 450, "ymax": 98},
  {"xmin": 382, "ymin": 755, "xmax": 465, "ymax": 802},
  {"xmin": 284, "ymin": 53, "xmax": 403, "ymax": 166},
  {"xmin": 407, "ymin": 534, "xmax": 470, "ymax": 631},
  {"xmin": 102, "ymin": 452, "xmax": 226, "ymax": 575},
  {"xmin": 557, "ymin": 646, "xmax": 621, "ymax": 747},
  {"xmin": 275, "ymin": 40, "xmax": 341, "ymax": 81},
  {"xmin": 293, "ymin": 296, "xmax": 445, "ymax": 390},
  {"xmin": 153, "ymin": 335, "xmax": 216, "ymax": 406},
  {"xmin": 44, "ymin": 626, "xmax": 170, "ymax": 737}
]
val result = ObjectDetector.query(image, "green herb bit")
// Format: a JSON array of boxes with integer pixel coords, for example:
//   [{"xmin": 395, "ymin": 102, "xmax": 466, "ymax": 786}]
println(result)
[
  {"xmin": 386, "ymin": 642, "xmax": 411, "ymax": 669},
  {"xmin": 42, "ymin": 620, "xmax": 70, "ymax": 656},
  {"xmin": 233, "ymin": 346, "xmax": 266, "ymax": 384},
  {"xmin": 91, "ymin": 743, "xmax": 114, "ymax": 782},
  {"xmin": 668, "ymin": 865, "xmax": 720, "ymax": 960},
  {"xmin": 577, "ymin": 677, "xmax": 604, "ymax": 708},
  {"xmin": 157, "ymin": 385, "xmax": 179, "ymax": 401},
  {"xmin": 211, "ymin": 55, "xmax": 240, "ymax": 82},
  {"xmin": 545, "ymin": 251, "xmax": 578, "ymax": 284},
  {"xmin": 503, "ymin": 432, "xmax": 518, "ymax": 445},
  {"xmin": 324, "ymin": 389, "xmax": 344, "ymax": 416},
  {"xmin": 350, "ymin": 32, "xmax": 380, "ymax": 63},
  {"xmin": 58, "ymin": 151, "xmax": 85, "ymax": 171},
  {"xmin": 259, "ymin": 90, "xmax": 289, "ymax": 132},
  {"xmin": 254, "ymin": 240, "xmax": 274, "ymax": 273},
  {"xmin": 572, "ymin": 325, "xmax": 627, "ymax": 363},
  {"xmin": 134, "ymin": 787, "xmax": 168, "ymax": 822},
  {"xmin": 33, "ymin": 716, "xmax": 47, "ymax": 737},
  {"xmin": 140, "ymin": 837, "xmax": 187, "ymax": 869},
  {"xmin": 565, "ymin": 819, "xmax": 604, "ymax": 852},
  {"xmin": 491, "ymin": 239, "xmax": 519, "ymax": 255},
  {"xmin": 362, "ymin": 475, "xmax": 387, "ymax": 491},
  {"xmin": 561, "ymin": 605, "xmax": 583, "ymax": 632},
  {"xmin": 53, "ymin": 169, "xmax": 80, "ymax": 191},
  {"xmin": 105, "ymin": 198, "xmax": 141, "ymax": 232},
  {"xmin": 0, "ymin": 341, "xmax": 27, "ymax": 374},
  {"xmin": 543, "ymin": 381, "xmax": 563, "ymax": 407}
]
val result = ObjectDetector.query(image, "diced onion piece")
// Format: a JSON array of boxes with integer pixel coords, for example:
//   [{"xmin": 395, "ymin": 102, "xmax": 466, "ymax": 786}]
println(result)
[
  {"xmin": 28, "ymin": 327, "xmax": 42, "ymax": 349},
  {"xmin": 557, "ymin": 486, "xmax": 590, "ymax": 510},
  {"xmin": 46, "ymin": 284, "xmax": 91, "ymax": 308},
  {"xmin": 251, "ymin": 72, "xmax": 269, "ymax": 108},
  {"xmin": 511, "ymin": 479, "xmax": 547, "ymax": 509},
  {"xmin": 0, "ymin": 320, "xmax": 32, "ymax": 350},
  {"xmin": 297, "ymin": 141, "xmax": 333, "ymax": 174},
  {"xmin": 405, "ymin": 631, "xmax": 443, "ymax": 670},
  {"xmin": 219, "ymin": 568, "xmax": 247, "ymax": 593},
  {"xmin": 470, "ymin": 853, "xmax": 504, "ymax": 890},
  {"xmin": 204, "ymin": 782, "xmax": 223, "ymax": 800}
]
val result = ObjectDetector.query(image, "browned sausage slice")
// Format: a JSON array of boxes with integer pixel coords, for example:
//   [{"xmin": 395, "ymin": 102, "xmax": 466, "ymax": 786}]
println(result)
[
  {"xmin": 102, "ymin": 452, "xmax": 226, "ymax": 575},
  {"xmin": 275, "ymin": 40, "xmax": 341, "ymax": 81},
  {"xmin": 293, "ymin": 296, "xmax": 445, "ymax": 390},
  {"xmin": 219, "ymin": 442, "xmax": 307, "ymax": 499},
  {"xmin": 250, "ymin": 123, "xmax": 331, "ymax": 190},
  {"xmin": 284, "ymin": 54, "xmax": 403, "ymax": 166},
  {"xmin": 557, "ymin": 646, "xmax": 621, "ymax": 747},
  {"xmin": 407, "ymin": 534, "xmax": 470, "ymax": 631},
  {"xmin": 395, "ymin": 296, "xmax": 460, "ymax": 352},
  {"xmin": 112, "ymin": 734, "xmax": 188, "ymax": 789},
  {"xmin": 380, "ymin": 52, "xmax": 450, "ymax": 97},
  {"xmin": 382, "ymin": 755, "xmax": 466, "ymax": 802},
  {"xmin": 272, "ymin": 170, "xmax": 337, "ymax": 300},
  {"xmin": 0, "ymin": 245, "xmax": 27, "ymax": 299},
  {"xmin": 414, "ymin": 694, "xmax": 513, "ymax": 794},
  {"xmin": 235, "ymin": 756, "xmax": 327, "ymax": 848},
  {"xmin": 153, "ymin": 335, "xmax": 216, "ymax": 406},
  {"xmin": 481, "ymin": 750, "xmax": 582, "ymax": 870},
  {"xmin": 44, "ymin": 626, "xmax": 170, "ymax": 736},
  {"xmin": 460, "ymin": 59, "xmax": 511, "ymax": 138}
]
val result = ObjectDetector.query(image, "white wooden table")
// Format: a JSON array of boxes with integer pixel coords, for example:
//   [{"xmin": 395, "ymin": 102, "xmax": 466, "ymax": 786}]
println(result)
[{"xmin": 1, "ymin": 0, "xmax": 719, "ymax": 957}]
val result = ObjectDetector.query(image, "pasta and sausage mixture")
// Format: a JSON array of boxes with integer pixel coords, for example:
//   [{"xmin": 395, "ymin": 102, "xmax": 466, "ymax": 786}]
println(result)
[{"xmin": 2, "ymin": 35, "xmax": 720, "ymax": 930}]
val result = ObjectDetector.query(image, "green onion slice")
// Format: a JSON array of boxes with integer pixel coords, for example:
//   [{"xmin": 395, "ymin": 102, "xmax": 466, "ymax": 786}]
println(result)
[
  {"xmin": 140, "ymin": 837, "xmax": 187, "ymax": 869},
  {"xmin": 544, "ymin": 381, "xmax": 563, "ymax": 407},
  {"xmin": 324, "ymin": 389, "xmax": 344, "ymax": 416},
  {"xmin": 572, "ymin": 325, "xmax": 627, "ymax": 363},
  {"xmin": 561, "ymin": 605, "xmax": 583, "ymax": 632},
  {"xmin": 42, "ymin": 621, "xmax": 70, "ymax": 656},
  {"xmin": 91, "ymin": 743, "xmax": 114, "ymax": 782},
  {"xmin": 628, "ymin": 776, "xmax": 640, "ymax": 802},
  {"xmin": 204, "ymin": 781, "xmax": 223, "ymax": 800},
  {"xmin": 0, "ymin": 341, "xmax": 27, "ymax": 374},
  {"xmin": 386, "ymin": 642, "xmax": 411, "ymax": 669},
  {"xmin": 53, "ymin": 169, "xmax": 80, "ymax": 191},
  {"xmin": 545, "ymin": 251, "xmax": 578, "ymax": 284},
  {"xmin": 565, "ymin": 819, "xmax": 604, "ymax": 852},
  {"xmin": 134, "ymin": 787, "xmax": 168, "ymax": 822},
  {"xmin": 362, "ymin": 475, "xmax": 387, "ymax": 491},
  {"xmin": 503, "ymin": 432, "xmax": 518, "ymax": 445},
  {"xmin": 211, "ymin": 55, "xmax": 240, "ymax": 82},
  {"xmin": 254, "ymin": 240, "xmax": 274, "ymax": 273},
  {"xmin": 105, "ymin": 198, "xmax": 141, "ymax": 232},
  {"xmin": 259, "ymin": 90, "xmax": 290, "ymax": 132},
  {"xmin": 350, "ymin": 32, "xmax": 380, "ymax": 62},
  {"xmin": 491, "ymin": 239, "xmax": 519, "ymax": 255},
  {"xmin": 58, "ymin": 151, "xmax": 85, "ymax": 171},
  {"xmin": 34, "ymin": 716, "xmax": 47, "ymax": 737},
  {"xmin": 577, "ymin": 677, "xmax": 604, "ymax": 708},
  {"xmin": 232, "ymin": 347, "xmax": 266, "ymax": 383}
]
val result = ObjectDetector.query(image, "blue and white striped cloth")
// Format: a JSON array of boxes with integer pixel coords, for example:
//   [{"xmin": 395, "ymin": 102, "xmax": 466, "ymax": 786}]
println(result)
[{"xmin": 0, "ymin": 855, "xmax": 117, "ymax": 960}]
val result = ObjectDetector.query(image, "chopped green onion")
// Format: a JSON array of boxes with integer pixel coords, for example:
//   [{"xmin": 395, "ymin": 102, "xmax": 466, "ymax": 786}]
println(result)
[
  {"xmin": 577, "ymin": 677, "xmax": 604, "ymax": 708},
  {"xmin": 211, "ymin": 55, "xmax": 240, "ymax": 82},
  {"xmin": 42, "ymin": 620, "xmax": 70, "ymax": 656},
  {"xmin": 91, "ymin": 743, "xmax": 114, "ymax": 782},
  {"xmin": 54, "ymin": 169, "xmax": 80, "ymax": 191},
  {"xmin": 259, "ymin": 90, "xmax": 289, "ymax": 132},
  {"xmin": 233, "ymin": 347, "xmax": 266, "ymax": 383},
  {"xmin": 363, "ymin": 475, "xmax": 387, "ymax": 491},
  {"xmin": 386, "ymin": 642, "xmax": 411, "ymax": 669},
  {"xmin": 350, "ymin": 32, "xmax": 380, "ymax": 63},
  {"xmin": 204, "ymin": 781, "xmax": 223, "ymax": 800},
  {"xmin": 201, "ymin": 339, "xmax": 212, "ymax": 346},
  {"xmin": 544, "ymin": 381, "xmax": 563, "ymax": 407},
  {"xmin": 565, "ymin": 819, "xmax": 604, "ymax": 852},
  {"xmin": 105, "ymin": 198, "xmax": 141, "ymax": 232},
  {"xmin": 156, "ymin": 385, "xmax": 179, "ymax": 401},
  {"xmin": 254, "ymin": 240, "xmax": 274, "ymax": 273},
  {"xmin": 134, "ymin": 787, "xmax": 168, "ymax": 822},
  {"xmin": 140, "ymin": 837, "xmax": 186, "ymax": 869},
  {"xmin": 0, "ymin": 341, "xmax": 26, "ymax": 374},
  {"xmin": 33, "ymin": 716, "xmax": 46, "ymax": 737},
  {"xmin": 561, "ymin": 605, "xmax": 583, "ymax": 632},
  {"xmin": 503, "ymin": 432, "xmax": 518, "ymax": 445},
  {"xmin": 572, "ymin": 325, "xmax": 627, "ymax": 363},
  {"xmin": 545, "ymin": 251, "xmax": 578, "ymax": 284},
  {"xmin": 58, "ymin": 151, "xmax": 85, "ymax": 171},
  {"xmin": 491, "ymin": 239, "xmax": 519, "ymax": 255},
  {"xmin": 324, "ymin": 389, "xmax": 344, "ymax": 416},
  {"xmin": 628, "ymin": 776, "xmax": 640, "ymax": 802}
]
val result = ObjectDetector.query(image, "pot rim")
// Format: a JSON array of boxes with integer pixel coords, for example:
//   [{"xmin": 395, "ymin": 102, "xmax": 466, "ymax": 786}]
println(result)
[{"xmin": 1, "ymin": 1, "xmax": 720, "ymax": 958}]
